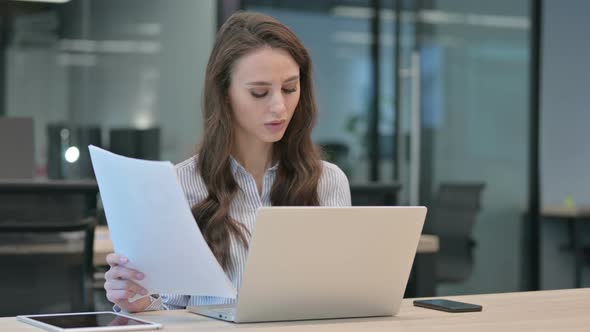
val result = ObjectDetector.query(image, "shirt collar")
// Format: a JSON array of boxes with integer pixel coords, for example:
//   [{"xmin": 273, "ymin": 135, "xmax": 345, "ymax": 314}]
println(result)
[{"xmin": 229, "ymin": 156, "xmax": 279, "ymax": 176}]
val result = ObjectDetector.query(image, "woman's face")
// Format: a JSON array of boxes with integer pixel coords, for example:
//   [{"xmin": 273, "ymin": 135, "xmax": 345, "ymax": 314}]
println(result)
[{"xmin": 228, "ymin": 47, "xmax": 301, "ymax": 147}]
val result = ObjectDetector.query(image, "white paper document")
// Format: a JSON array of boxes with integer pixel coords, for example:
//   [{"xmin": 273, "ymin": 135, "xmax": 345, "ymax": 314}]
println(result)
[{"xmin": 89, "ymin": 145, "xmax": 237, "ymax": 299}]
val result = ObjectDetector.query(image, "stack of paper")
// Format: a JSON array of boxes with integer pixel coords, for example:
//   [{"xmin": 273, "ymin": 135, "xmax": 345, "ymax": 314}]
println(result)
[{"xmin": 89, "ymin": 145, "xmax": 236, "ymax": 299}]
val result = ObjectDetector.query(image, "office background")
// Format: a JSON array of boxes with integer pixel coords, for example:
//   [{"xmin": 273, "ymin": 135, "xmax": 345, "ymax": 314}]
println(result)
[
  {"xmin": 0, "ymin": 0, "xmax": 588, "ymax": 316},
  {"xmin": 540, "ymin": 0, "xmax": 590, "ymax": 289}
]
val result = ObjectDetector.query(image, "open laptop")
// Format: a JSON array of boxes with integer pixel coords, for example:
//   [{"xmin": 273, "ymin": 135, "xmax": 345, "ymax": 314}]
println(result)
[{"xmin": 188, "ymin": 206, "xmax": 427, "ymax": 323}]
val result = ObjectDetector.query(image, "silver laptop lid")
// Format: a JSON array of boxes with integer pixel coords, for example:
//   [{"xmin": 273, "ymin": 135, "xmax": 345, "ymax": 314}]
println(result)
[{"xmin": 230, "ymin": 206, "xmax": 427, "ymax": 322}]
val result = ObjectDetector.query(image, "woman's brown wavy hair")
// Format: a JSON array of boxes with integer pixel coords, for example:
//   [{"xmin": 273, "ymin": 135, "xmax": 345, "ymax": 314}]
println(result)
[{"xmin": 192, "ymin": 12, "xmax": 323, "ymax": 270}]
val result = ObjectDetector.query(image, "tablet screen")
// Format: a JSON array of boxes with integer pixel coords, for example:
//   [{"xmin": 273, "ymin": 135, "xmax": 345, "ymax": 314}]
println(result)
[{"xmin": 27, "ymin": 312, "xmax": 152, "ymax": 329}]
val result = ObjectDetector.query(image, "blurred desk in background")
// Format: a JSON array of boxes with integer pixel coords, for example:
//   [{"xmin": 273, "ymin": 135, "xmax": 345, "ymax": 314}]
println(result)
[
  {"xmin": 542, "ymin": 205, "xmax": 590, "ymax": 219},
  {"xmin": 92, "ymin": 226, "xmax": 438, "ymax": 267},
  {"xmin": 0, "ymin": 179, "xmax": 99, "ymax": 222},
  {"xmin": 0, "ymin": 179, "xmax": 100, "ymax": 314},
  {"xmin": 0, "ymin": 228, "xmax": 438, "ymax": 301},
  {"xmin": 93, "ymin": 226, "xmax": 112, "ymax": 266},
  {"xmin": 92, "ymin": 227, "xmax": 438, "ymax": 297},
  {"xmin": 418, "ymin": 234, "xmax": 439, "ymax": 254},
  {"xmin": 0, "ymin": 179, "xmax": 100, "ymax": 261},
  {"xmin": 542, "ymin": 205, "xmax": 590, "ymax": 288},
  {"xmin": 0, "ymin": 179, "xmax": 98, "ymax": 191}
]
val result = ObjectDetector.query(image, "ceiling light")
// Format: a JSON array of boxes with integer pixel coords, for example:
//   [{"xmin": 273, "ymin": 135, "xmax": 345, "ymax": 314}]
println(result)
[{"xmin": 13, "ymin": 0, "xmax": 71, "ymax": 3}]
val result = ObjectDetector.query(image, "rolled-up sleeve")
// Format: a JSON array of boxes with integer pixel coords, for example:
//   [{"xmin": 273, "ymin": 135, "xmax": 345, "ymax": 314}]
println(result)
[
  {"xmin": 160, "ymin": 293, "xmax": 190, "ymax": 309},
  {"xmin": 112, "ymin": 293, "xmax": 190, "ymax": 312},
  {"xmin": 112, "ymin": 294, "xmax": 167, "ymax": 313}
]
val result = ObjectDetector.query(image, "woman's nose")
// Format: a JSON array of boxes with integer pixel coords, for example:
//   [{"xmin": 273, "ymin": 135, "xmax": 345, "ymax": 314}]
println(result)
[{"xmin": 270, "ymin": 92, "xmax": 287, "ymax": 115}]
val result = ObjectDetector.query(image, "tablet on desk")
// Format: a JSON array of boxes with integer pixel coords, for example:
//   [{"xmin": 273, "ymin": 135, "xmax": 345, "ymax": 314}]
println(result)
[{"xmin": 16, "ymin": 312, "xmax": 162, "ymax": 332}]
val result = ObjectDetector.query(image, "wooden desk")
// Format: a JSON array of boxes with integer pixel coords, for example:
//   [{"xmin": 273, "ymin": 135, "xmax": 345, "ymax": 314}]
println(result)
[
  {"xmin": 92, "ymin": 226, "xmax": 439, "ymax": 267},
  {"xmin": 2, "ymin": 288, "xmax": 588, "ymax": 330},
  {"xmin": 542, "ymin": 205, "xmax": 590, "ymax": 288}
]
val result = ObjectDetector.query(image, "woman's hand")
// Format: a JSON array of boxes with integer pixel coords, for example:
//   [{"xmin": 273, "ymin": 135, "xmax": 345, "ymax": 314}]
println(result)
[{"xmin": 104, "ymin": 253, "xmax": 152, "ymax": 313}]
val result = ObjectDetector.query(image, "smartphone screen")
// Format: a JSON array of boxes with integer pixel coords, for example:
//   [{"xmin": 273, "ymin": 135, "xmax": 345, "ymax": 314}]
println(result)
[{"xmin": 413, "ymin": 299, "xmax": 483, "ymax": 313}]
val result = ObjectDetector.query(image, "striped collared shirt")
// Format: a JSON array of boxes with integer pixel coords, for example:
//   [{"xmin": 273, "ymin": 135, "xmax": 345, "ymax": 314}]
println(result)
[{"xmin": 144, "ymin": 156, "xmax": 351, "ymax": 311}]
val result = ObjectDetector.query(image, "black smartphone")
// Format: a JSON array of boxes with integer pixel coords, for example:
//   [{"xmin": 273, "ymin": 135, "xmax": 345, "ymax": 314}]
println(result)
[{"xmin": 413, "ymin": 299, "xmax": 483, "ymax": 313}]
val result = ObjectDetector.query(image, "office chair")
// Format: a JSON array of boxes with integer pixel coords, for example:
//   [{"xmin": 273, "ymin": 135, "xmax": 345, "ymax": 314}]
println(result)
[
  {"xmin": 429, "ymin": 182, "xmax": 485, "ymax": 284},
  {"xmin": 319, "ymin": 142, "xmax": 352, "ymax": 176},
  {"xmin": 0, "ymin": 218, "xmax": 96, "ymax": 316},
  {"xmin": 109, "ymin": 127, "xmax": 161, "ymax": 160},
  {"xmin": 350, "ymin": 182, "xmax": 402, "ymax": 206}
]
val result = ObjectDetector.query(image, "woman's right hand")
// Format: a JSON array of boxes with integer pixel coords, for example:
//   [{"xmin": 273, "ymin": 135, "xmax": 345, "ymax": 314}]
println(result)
[{"xmin": 104, "ymin": 253, "xmax": 152, "ymax": 313}]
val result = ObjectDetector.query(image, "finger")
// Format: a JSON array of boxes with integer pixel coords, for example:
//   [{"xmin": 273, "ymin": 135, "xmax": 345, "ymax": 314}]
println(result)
[
  {"xmin": 106, "ymin": 253, "xmax": 128, "ymax": 266},
  {"xmin": 104, "ymin": 279, "xmax": 148, "ymax": 296},
  {"xmin": 106, "ymin": 289, "xmax": 137, "ymax": 303},
  {"xmin": 104, "ymin": 266, "xmax": 145, "ymax": 281},
  {"xmin": 111, "ymin": 296, "xmax": 151, "ymax": 313}
]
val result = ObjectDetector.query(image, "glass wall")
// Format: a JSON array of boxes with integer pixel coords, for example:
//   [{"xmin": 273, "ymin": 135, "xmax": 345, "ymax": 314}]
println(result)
[
  {"xmin": 2, "ymin": 0, "xmax": 216, "ymax": 178},
  {"xmin": 243, "ymin": 0, "xmax": 533, "ymax": 295},
  {"xmin": 417, "ymin": 0, "xmax": 531, "ymax": 295}
]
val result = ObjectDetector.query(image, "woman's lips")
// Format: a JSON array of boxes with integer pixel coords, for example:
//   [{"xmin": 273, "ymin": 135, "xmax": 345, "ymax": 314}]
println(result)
[{"xmin": 264, "ymin": 120, "xmax": 286, "ymax": 133}]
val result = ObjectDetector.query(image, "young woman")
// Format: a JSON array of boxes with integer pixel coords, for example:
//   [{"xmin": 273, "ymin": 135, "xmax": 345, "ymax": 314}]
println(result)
[{"xmin": 104, "ymin": 11, "xmax": 351, "ymax": 313}]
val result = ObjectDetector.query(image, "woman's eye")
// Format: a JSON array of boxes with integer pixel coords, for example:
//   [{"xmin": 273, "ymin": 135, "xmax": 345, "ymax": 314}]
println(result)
[
  {"xmin": 251, "ymin": 91, "xmax": 268, "ymax": 98},
  {"xmin": 282, "ymin": 87, "xmax": 297, "ymax": 94}
]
